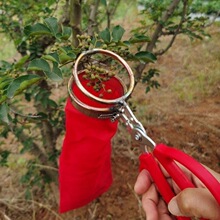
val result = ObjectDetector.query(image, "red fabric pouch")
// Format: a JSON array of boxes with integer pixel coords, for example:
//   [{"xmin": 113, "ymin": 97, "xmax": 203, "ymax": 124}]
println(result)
[{"xmin": 59, "ymin": 74, "xmax": 123, "ymax": 213}]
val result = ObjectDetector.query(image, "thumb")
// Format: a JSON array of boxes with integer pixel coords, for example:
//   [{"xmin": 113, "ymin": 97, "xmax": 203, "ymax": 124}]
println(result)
[{"xmin": 168, "ymin": 188, "xmax": 220, "ymax": 220}]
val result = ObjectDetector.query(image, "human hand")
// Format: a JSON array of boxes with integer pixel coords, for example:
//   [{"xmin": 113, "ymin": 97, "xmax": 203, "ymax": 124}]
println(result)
[{"xmin": 134, "ymin": 166, "xmax": 220, "ymax": 220}]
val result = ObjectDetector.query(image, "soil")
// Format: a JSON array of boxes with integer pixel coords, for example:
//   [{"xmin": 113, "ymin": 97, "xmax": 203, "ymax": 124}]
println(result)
[{"xmin": 0, "ymin": 32, "xmax": 220, "ymax": 219}]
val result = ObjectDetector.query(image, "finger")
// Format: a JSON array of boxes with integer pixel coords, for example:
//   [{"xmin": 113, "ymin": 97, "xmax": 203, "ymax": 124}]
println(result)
[
  {"xmin": 134, "ymin": 169, "xmax": 152, "ymax": 195},
  {"xmin": 142, "ymin": 184, "xmax": 159, "ymax": 220},
  {"xmin": 168, "ymin": 188, "xmax": 220, "ymax": 219},
  {"xmin": 158, "ymin": 199, "xmax": 173, "ymax": 220}
]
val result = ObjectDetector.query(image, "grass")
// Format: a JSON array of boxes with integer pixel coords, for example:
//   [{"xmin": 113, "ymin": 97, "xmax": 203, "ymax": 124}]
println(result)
[
  {"xmin": 166, "ymin": 30, "xmax": 220, "ymax": 103},
  {"xmin": 172, "ymin": 66, "xmax": 220, "ymax": 102}
]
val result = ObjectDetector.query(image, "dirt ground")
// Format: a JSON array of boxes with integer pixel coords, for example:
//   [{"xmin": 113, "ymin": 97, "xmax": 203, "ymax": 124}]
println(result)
[{"xmin": 0, "ymin": 31, "xmax": 220, "ymax": 219}]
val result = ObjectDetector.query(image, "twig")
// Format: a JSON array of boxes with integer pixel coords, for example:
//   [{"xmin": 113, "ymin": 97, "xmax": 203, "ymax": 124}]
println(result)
[
  {"xmin": 127, "ymin": 183, "xmax": 145, "ymax": 220},
  {"xmin": 33, "ymin": 163, "xmax": 58, "ymax": 171},
  {"xmin": 0, "ymin": 199, "xmax": 29, "ymax": 212},
  {"xmin": 88, "ymin": 201, "xmax": 99, "ymax": 219},
  {"xmin": 9, "ymin": 107, "xmax": 42, "ymax": 119},
  {"xmin": 31, "ymin": 191, "xmax": 36, "ymax": 220},
  {"xmin": 0, "ymin": 210, "xmax": 12, "ymax": 220},
  {"xmin": 0, "ymin": 198, "xmax": 64, "ymax": 220},
  {"xmin": 26, "ymin": 199, "xmax": 63, "ymax": 220}
]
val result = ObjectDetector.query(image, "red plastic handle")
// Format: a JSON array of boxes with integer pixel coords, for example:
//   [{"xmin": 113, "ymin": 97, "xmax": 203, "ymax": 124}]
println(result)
[
  {"xmin": 139, "ymin": 144, "xmax": 220, "ymax": 220},
  {"xmin": 153, "ymin": 144, "xmax": 220, "ymax": 205},
  {"xmin": 139, "ymin": 153, "xmax": 190, "ymax": 220}
]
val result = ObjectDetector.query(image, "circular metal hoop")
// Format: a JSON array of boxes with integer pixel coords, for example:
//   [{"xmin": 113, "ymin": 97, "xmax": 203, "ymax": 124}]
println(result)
[
  {"xmin": 68, "ymin": 49, "xmax": 135, "ymax": 118},
  {"xmin": 68, "ymin": 73, "xmax": 123, "ymax": 118},
  {"xmin": 73, "ymin": 48, "xmax": 135, "ymax": 104}
]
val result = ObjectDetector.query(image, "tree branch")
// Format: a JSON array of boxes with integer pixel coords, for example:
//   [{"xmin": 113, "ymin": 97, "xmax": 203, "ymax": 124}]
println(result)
[
  {"xmin": 33, "ymin": 80, "xmax": 59, "ymax": 166},
  {"xmin": 146, "ymin": 0, "xmax": 181, "ymax": 52},
  {"xmin": 135, "ymin": 0, "xmax": 181, "ymax": 82},
  {"xmin": 155, "ymin": 0, "xmax": 188, "ymax": 56},
  {"xmin": 69, "ymin": 0, "xmax": 83, "ymax": 47},
  {"xmin": 88, "ymin": 0, "xmax": 100, "ymax": 36},
  {"xmin": 105, "ymin": 0, "xmax": 121, "ymax": 29}
]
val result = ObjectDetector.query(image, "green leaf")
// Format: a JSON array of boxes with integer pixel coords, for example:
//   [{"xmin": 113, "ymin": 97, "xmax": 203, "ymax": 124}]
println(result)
[
  {"xmin": 58, "ymin": 52, "xmax": 74, "ymax": 64},
  {"xmin": 44, "ymin": 62, "xmax": 62, "ymax": 81},
  {"xmin": 99, "ymin": 28, "xmax": 111, "ymax": 43},
  {"xmin": 0, "ymin": 78, "xmax": 12, "ymax": 90},
  {"xmin": 52, "ymin": 62, "xmax": 63, "ymax": 79},
  {"xmin": 44, "ymin": 17, "xmax": 59, "ymax": 36},
  {"xmin": 100, "ymin": 0, "xmax": 107, "ymax": 6},
  {"xmin": 24, "ymin": 23, "xmax": 51, "ymax": 37},
  {"xmin": 25, "ymin": 188, "xmax": 31, "ymax": 200},
  {"xmin": 0, "ymin": 150, "xmax": 10, "ymax": 167},
  {"xmin": 42, "ymin": 53, "xmax": 59, "ymax": 63},
  {"xmin": 14, "ymin": 55, "xmax": 30, "ymax": 69},
  {"xmin": 67, "ymin": 52, "xmax": 76, "ymax": 59},
  {"xmin": 0, "ymin": 60, "xmax": 12, "ymax": 72},
  {"xmin": 122, "ymin": 40, "xmax": 131, "ymax": 46},
  {"xmin": 0, "ymin": 95, "xmax": 7, "ymax": 105},
  {"xmin": 129, "ymin": 34, "xmax": 151, "ymax": 43},
  {"xmin": 47, "ymin": 99, "xmax": 58, "ymax": 108},
  {"xmin": 0, "ymin": 104, "xmax": 9, "ymax": 124},
  {"xmin": 61, "ymin": 26, "xmax": 72, "ymax": 40},
  {"xmin": 28, "ymin": 58, "xmax": 51, "ymax": 72},
  {"xmin": 112, "ymin": 25, "xmax": 125, "ymax": 42},
  {"xmin": 135, "ymin": 51, "xmax": 157, "ymax": 63},
  {"xmin": 7, "ymin": 75, "xmax": 42, "ymax": 98}
]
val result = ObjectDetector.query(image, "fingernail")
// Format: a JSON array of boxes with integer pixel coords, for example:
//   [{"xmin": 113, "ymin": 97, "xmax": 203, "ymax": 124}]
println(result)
[{"xmin": 168, "ymin": 198, "xmax": 182, "ymax": 216}]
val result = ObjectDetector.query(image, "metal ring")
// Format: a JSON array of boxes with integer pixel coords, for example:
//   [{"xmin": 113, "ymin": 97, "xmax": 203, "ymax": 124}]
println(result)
[
  {"xmin": 72, "ymin": 48, "xmax": 135, "ymax": 104},
  {"xmin": 68, "ymin": 73, "xmax": 120, "ymax": 118}
]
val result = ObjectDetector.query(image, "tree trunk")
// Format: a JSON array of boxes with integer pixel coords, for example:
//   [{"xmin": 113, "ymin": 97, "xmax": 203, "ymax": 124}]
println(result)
[
  {"xmin": 69, "ymin": 0, "xmax": 82, "ymax": 47},
  {"xmin": 88, "ymin": 0, "xmax": 100, "ymax": 36}
]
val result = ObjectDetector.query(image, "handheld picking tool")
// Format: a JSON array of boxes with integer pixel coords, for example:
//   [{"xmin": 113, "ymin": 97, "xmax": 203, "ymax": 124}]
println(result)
[{"xmin": 68, "ymin": 49, "xmax": 220, "ymax": 219}]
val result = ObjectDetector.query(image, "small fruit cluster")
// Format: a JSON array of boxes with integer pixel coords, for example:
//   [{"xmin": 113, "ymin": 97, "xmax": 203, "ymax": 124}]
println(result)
[
  {"xmin": 77, "ymin": 34, "xmax": 92, "ymax": 50},
  {"xmin": 82, "ymin": 62, "xmax": 116, "ymax": 96}
]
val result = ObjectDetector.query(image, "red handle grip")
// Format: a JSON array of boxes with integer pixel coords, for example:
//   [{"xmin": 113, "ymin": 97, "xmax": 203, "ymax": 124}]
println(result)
[
  {"xmin": 153, "ymin": 144, "xmax": 220, "ymax": 205},
  {"xmin": 140, "ymin": 144, "xmax": 220, "ymax": 220},
  {"xmin": 139, "ymin": 153, "xmax": 190, "ymax": 220}
]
